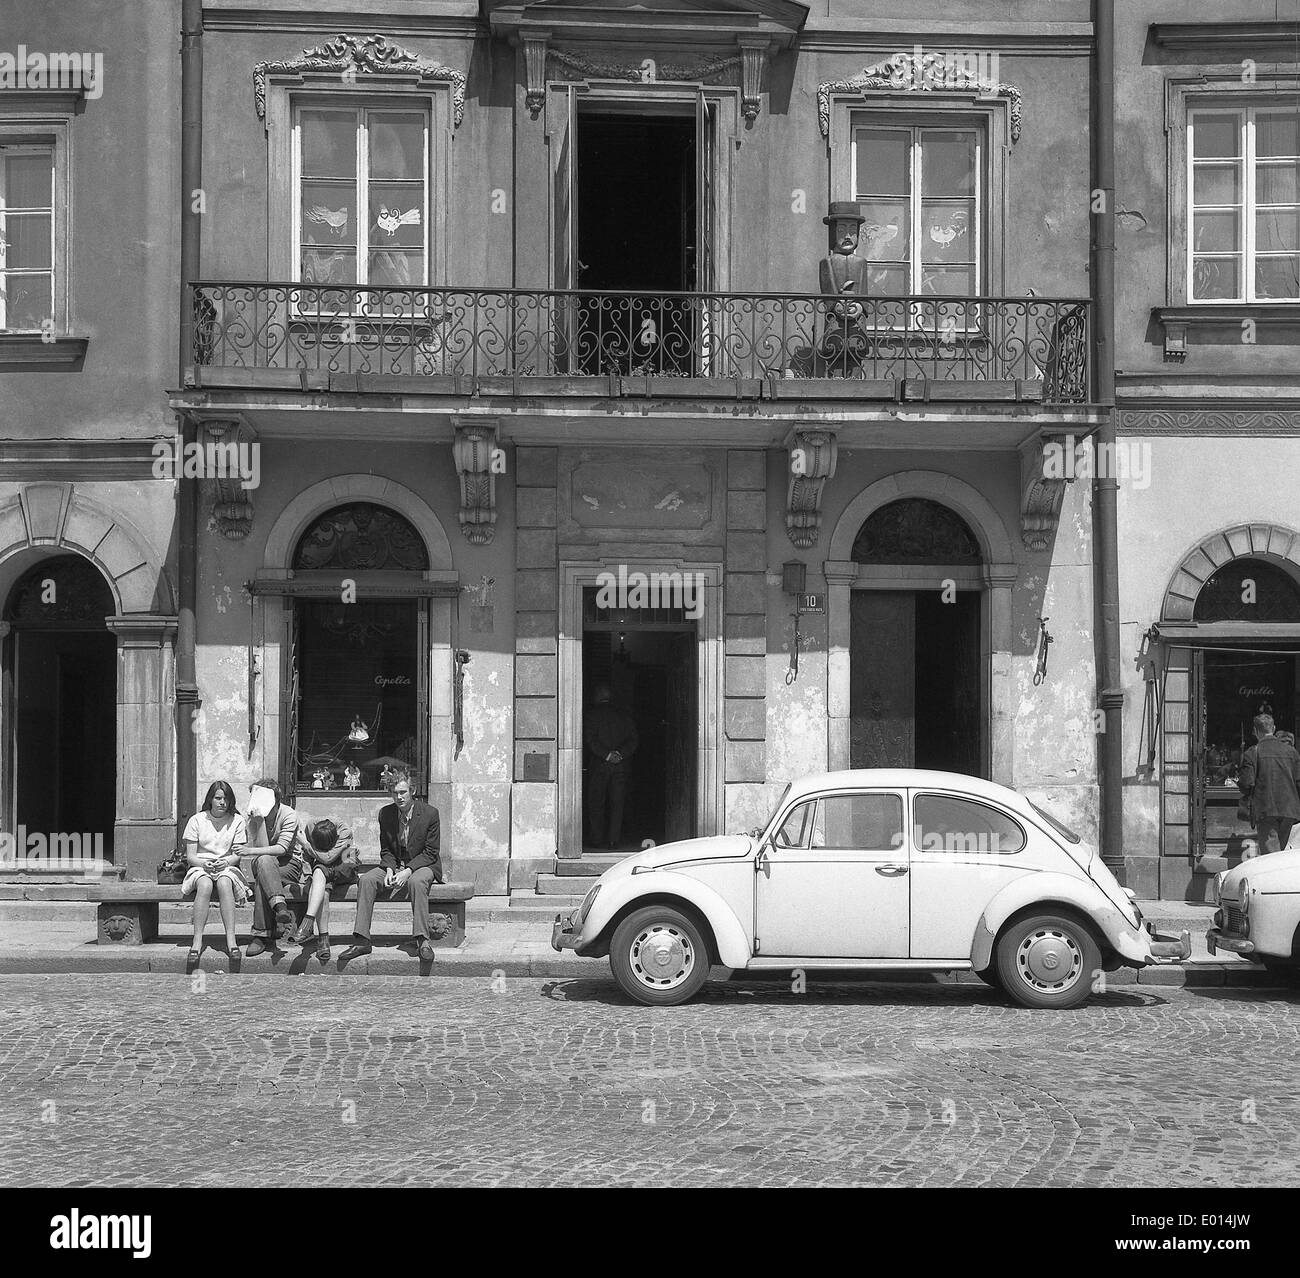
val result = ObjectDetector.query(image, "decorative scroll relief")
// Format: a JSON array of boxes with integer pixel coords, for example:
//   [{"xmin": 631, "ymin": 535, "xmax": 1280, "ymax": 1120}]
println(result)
[
  {"xmin": 818, "ymin": 51, "xmax": 1022, "ymax": 141},
  {"xmin": 1019, "ymin": 436, "xmax": 1068, "ymax": 553},
  {"xmin": 786, "ymin": 428, "xmax": 838, "ymax": 549},
  {"xmin": 254, "ymin": 34, "xmax": 466, "ymax": 126},
  {"xmin": 1116, "ymin": 409, "xmax": 1300, "ymax": 434},
  {"xmin": 453, "ymin": 418, "xmax": 500, "ymax": 546}
]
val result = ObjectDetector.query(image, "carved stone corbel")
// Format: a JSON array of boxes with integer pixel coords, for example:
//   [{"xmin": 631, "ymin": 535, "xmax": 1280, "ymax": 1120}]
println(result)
[
  {"xmin": 452, "ymin": 417, "xmax": 500, "ymax": 545},
  {"xmin": 200, "ymin": 417, "xmax": 257, "ymax": 540},
  {"xmin": 738, "ymin": 38, "xmax": 769, "ymax": 121},
  {"xmin": 522, "ymin": 31, "xmax": 550, "ymax": 118},
  {"xmin": 1019, "ymin": 433, "xmax": 1071, "ymax": 552},
  {"xmin": 786, "ymin": 427, "xmax": 838, "ymax": 549}
]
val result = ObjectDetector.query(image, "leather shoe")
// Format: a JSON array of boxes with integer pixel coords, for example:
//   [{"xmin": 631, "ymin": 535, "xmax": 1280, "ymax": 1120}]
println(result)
[
  {"xmin": 340, "ymin": 940, "xmax": 372, "ymax": 962},
  {"xmin": 245, "ymin": 937, "xmax": 273, "ymax": 958},
  {"xmin": 418, "ymin": 938, "xmax": 435, "ymax": 962},
  {"xmin": 292, "ymin": 917, "xmax": 315, "ymax": 944},
  {"xmin": 317, "ymin": 935, "xmax": 331, "ymax": 964}
]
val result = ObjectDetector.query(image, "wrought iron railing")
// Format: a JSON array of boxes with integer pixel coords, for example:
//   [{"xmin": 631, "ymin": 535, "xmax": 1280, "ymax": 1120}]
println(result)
[{"xmin": 190, "ymin": 284, "xmax": 1091, "ymax": 402}]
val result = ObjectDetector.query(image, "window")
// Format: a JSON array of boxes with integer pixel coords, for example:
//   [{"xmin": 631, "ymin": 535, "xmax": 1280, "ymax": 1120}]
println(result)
[
  {"xmin": 775, "ymin": 794, "xmax": 904, "ymax": 850},
  {"xmin": 913, "ymin": 793, "xmax": 1025, "ymax": 854},
  {"xmin": 0, "ymin": 145, "xmax": 55, "ymax": 331},
  {"xmin": 1189, "ymin": 105, "xmax": 1300, "ymax": 302},
  {"xmin": 295, "ymin": 104, "xmax": 429, "ymax": 288},
  {"xmin": 852, "ymin": 123, "xmax": 982, "ymax": 297}
]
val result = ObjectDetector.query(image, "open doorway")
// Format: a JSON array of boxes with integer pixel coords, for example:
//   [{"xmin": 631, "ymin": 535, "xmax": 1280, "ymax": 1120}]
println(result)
[
  {"xmin": 850, "ymin": 590, "xmax": 983, "ymax": 776},
  {"xmin": 567, "ymin": 105, "xmax": 714, "ymax": 374},
  {"xmin": 582, "ymin": 589, "xmax": 697, "ymax": 851},
  {"xmin": 5, "ymin": 555, "xmax": 117, "ymax": 861}
]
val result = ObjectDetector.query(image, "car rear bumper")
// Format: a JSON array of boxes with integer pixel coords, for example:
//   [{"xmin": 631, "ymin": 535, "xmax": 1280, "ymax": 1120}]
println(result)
[
  {"xmin": 1144, "ymin": 924, "xmax": 1192, "ymax": 964},
  {"xmin": 551, "ymin": 909, "xmax": 587, "ymax": 953},
  {"xmin": 1206, "ymin": 928, "xmax": 1254, "ymax": 956}
]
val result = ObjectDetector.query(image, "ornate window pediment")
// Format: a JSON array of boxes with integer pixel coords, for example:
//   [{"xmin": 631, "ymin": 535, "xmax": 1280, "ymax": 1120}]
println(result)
[{"xmin": 819, "ymin": 50, "xmax": 1023, "ymax": 141}]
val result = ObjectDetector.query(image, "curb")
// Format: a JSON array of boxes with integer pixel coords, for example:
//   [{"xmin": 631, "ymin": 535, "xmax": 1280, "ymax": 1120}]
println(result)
[{"xmin": 0, "ymin": 948, "xmax": 1287, "ymax": 987}]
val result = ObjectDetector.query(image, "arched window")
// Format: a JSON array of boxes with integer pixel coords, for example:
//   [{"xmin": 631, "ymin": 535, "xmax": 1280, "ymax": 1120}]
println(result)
[
  {"xmin": 293, "ymin": 503, "xmax": 429, "ymax": 572},
  {"xmin": 1193, "ymin": 557, "xmax": 1300, "ymax": 623},
  {"xmin": 851, "ymin": 498, "xmax": 982, "ymax": 564},
  {"xmin": 6, "ymin": 555, "xmax": 115, "ymax": 626}
]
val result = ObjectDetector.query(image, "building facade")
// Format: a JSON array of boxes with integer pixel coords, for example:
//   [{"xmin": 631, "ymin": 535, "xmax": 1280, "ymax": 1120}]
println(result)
[
  {"xmin": 1115, "ymin": 4, "xmax": 1300, "ymax": 900},
  {"xmin": 0, "ymin": 0, "xmax": 179, "ymax": 877},
  {"xmin": 5, "ymin": 0, "xmax": 1124, "ymax": 894}
]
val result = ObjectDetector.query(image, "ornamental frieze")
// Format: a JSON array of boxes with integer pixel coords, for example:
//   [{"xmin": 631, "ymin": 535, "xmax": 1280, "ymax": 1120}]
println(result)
[{"xmin": 1116, "ymin": 409, "xmax": 1300, "ymax": 434}]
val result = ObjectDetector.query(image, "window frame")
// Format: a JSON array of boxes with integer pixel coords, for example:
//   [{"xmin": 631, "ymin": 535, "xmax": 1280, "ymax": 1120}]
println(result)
[
  {"xmin": 0, "ymin": 123, "xmax": 69, "ymax": 335},
  {"xmin": 850, "ymin": 119, "xmax": 985, "ymax": 298},
  {"xmin": 910, "ymin": 790, "xmax": 1027, "ymax": 857},
  {"xmin": 291, "ymin": 100, "xmax": 433, "ymax": 300},
  {"xmin": 1187, "ymin": 103, "xmax": 1300, "ymax": 305},
  {"xmin": 264, "ymin": 77, "xmax": 451, "ymax": 297},
  {"xmin": 830, "ymin": 96, "xmax": 1008, "ymax": 298},
  {"xmin": 1167, "ymin": 74, "xmax": 1300, "ymax": 309},
  {"xmin": 772, "ymin": 789, "xmax": 907, "ymax": 854}
]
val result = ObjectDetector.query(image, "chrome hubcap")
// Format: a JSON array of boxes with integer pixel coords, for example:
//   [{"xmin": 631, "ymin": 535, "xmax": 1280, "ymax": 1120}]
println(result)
[
  {"xmin": 630, "ymin": 924, "xmax": 694, "ymax": 990},
  {"xmin": 1015, "ymin": 927, "xmax": 1083, "ymax": 993}
]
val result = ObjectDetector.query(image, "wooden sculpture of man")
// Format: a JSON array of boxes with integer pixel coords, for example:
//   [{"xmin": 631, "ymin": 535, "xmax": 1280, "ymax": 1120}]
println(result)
[{"xmin": 818, "ymin": 201, "xmax": 870, "ymax": 371}]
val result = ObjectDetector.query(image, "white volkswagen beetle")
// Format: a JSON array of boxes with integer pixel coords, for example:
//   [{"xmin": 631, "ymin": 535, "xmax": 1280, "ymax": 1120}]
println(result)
[
  {"xmin": 553, "ymin": 769, "xmax": 1190, "ymax": 1008},
  {"xmin": 1207, "ymin": 850, "xmax": 1300, "ymax": 983}
]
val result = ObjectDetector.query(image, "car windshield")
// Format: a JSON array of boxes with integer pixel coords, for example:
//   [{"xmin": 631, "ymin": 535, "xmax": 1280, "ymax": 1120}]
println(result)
[{"xmin": 1029, "ymin": 800, "xmax": 1081, "ymax": 844}]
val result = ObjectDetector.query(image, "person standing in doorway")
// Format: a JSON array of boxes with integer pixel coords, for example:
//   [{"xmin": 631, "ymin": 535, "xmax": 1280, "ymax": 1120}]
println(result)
[
  {"xmin": 584, "ymin": 683, "xmax": 639, "ymax": 850},
  {"xmin": 1239, "ymin": 713, "xmax": 1300, "ymax": 856}
]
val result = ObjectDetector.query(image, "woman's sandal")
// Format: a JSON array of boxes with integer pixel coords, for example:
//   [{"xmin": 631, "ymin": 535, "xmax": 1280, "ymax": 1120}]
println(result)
[
  {"xmin": 228, "ymin": 946, "xmax": 242, "ymax": 972},
  {"xmin": 186, "ymin": 948, "xmax": 201, "ymax": 972}
]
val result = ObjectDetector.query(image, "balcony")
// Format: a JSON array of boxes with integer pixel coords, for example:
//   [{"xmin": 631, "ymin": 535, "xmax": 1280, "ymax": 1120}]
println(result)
[{"xmin": 188, "ymin": 284, "xmax": 1091, "ymax": 405}]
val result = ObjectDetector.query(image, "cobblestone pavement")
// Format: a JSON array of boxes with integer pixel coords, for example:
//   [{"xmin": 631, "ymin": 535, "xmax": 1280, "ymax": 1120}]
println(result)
[{"xmin": 1, "ymin": 973, "xmax": 1297, "ymax": 1188}]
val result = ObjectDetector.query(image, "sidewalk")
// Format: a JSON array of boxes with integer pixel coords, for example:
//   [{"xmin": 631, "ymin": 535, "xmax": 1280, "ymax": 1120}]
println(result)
[{"xmin": 0, "ymin": 897, "xmax": 1282, "ymax": 986}]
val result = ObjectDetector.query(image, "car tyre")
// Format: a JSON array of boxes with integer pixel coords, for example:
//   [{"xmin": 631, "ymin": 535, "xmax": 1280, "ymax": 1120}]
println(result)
[
  {"xmin": 609, "ymin": 906, "xmax": 711, "ymax": 1006},
  {"xmin": 995, "ymin": 913, "xmax": 1100, "ymax": 1010}
]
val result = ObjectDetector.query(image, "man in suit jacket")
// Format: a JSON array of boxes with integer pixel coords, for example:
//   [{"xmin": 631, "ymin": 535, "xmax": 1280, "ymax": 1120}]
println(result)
[{"xmin": 342, "ymin": 771, "xmax": 443, "ymax": 962}]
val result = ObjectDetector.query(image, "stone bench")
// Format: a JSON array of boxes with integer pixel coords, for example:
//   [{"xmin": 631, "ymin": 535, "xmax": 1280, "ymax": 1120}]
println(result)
[{"xmin": 87, "ymin": 880, "xmax": 474, "ymax": 947}]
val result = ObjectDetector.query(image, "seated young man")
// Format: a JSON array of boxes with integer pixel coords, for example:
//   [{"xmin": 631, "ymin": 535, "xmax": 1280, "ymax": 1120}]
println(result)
[
  {"xmin": 244, "ymin": 779, "xmax": 302, "ymax": 956},
  {"xmin": 341, "ymin": 771, "xmax": 443, "ymax": 963},
  {"xmin": 290, "ymin": 816, "xmax": 359, "ymax": 963}
]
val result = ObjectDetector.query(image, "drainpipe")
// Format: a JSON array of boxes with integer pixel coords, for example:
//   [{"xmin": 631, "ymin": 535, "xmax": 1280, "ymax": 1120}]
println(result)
[
  {"xmin": 175, "ymin": 0, "xmax": 203, "ymax": 831},
  {"xmin": 1093, "ymin": 0, "xmax": 1124, "ymax": 877}
]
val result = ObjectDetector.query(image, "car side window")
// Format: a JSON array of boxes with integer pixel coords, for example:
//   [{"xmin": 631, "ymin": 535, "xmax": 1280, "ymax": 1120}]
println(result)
[
  {"xmin": 775, "ymin": 801, "xmax": 815, "ymax": 849},
  {"xmin": 818, "ymin": 793, "xmax": 904, "ymax": 850},
  {"xmin": 913, "ymin": 794, "xmax": 1027, "ymax": 854}
]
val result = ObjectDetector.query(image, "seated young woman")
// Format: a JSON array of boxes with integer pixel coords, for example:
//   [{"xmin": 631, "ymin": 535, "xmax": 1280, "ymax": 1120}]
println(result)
[{"xmin": 181, "ymin": 780, "xmax": 250, "ymax": 971}]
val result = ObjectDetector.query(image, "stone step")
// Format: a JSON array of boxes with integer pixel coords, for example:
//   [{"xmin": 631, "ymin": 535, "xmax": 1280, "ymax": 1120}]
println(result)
[
  {"xmin": 554, "ymin": 854, "xmax": 629, "ymax": 876},
  {"xmin": 507, "ymin": 889, "xmax": 584, "ymax": 911},
  {"xmin": 537, "ymin": 874, "xmax": 600, "ymax": 895}
]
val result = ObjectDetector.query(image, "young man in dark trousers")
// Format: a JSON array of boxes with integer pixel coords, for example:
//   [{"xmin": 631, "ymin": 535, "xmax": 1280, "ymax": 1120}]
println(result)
[{"xmin": 341, "ymin": 771, "xmax": 443, "ymax": 962}]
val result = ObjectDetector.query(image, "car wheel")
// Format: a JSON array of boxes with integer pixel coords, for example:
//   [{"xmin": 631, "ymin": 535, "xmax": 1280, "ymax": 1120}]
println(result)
[
  {"xmin": 609, "ymin": 906, "xmax": 711, "ymax": 1006},
  {"xmin": 1262, "ymin": 960, "xmax": 1300, "ymax": 988},
  {"xmin": 995, "ymin": 913, "xmax": 1100, "ymax": 1010}
]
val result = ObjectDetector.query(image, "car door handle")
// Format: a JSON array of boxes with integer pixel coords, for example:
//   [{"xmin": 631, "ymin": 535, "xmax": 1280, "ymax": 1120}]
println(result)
[{"xmin": 875, "ymin": 864, "xmax": 909, "ymax": 876}]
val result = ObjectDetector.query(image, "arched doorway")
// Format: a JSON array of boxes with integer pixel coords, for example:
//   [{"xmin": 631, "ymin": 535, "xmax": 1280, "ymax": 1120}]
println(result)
[
  {"xmin": 848, "ymin": 498, "xmax": 985, "ymax": 775},
  {"xmin": 4, "ymin": 555, "xmax": 117, "ymax": 860}
]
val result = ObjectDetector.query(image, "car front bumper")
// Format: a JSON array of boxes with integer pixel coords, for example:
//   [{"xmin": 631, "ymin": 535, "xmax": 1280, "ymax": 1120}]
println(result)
[
  {"xmin": 1206, "ymin": 928, "xmax": 1254, "ymax": 956},
  {"xmin": 1144, "ymin": 924, "xmax": 1192, "ymax": 964},
  {"xmin": 551, "ymin": 909, "xmax": 586, "ymax": 953}
]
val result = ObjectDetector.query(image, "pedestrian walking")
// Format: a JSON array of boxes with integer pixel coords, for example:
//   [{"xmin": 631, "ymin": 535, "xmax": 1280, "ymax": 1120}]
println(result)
[
  {"xmin": 181, "ymin": 780, "xmax": 249, "ymax": 971},
  {"xmin": 1239, "ymin": 713, "xmax": 1300, "ymax": 856},
  {"xmin": 341, "ymin": 771, "xmax": 443, "ymax": 963}
]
